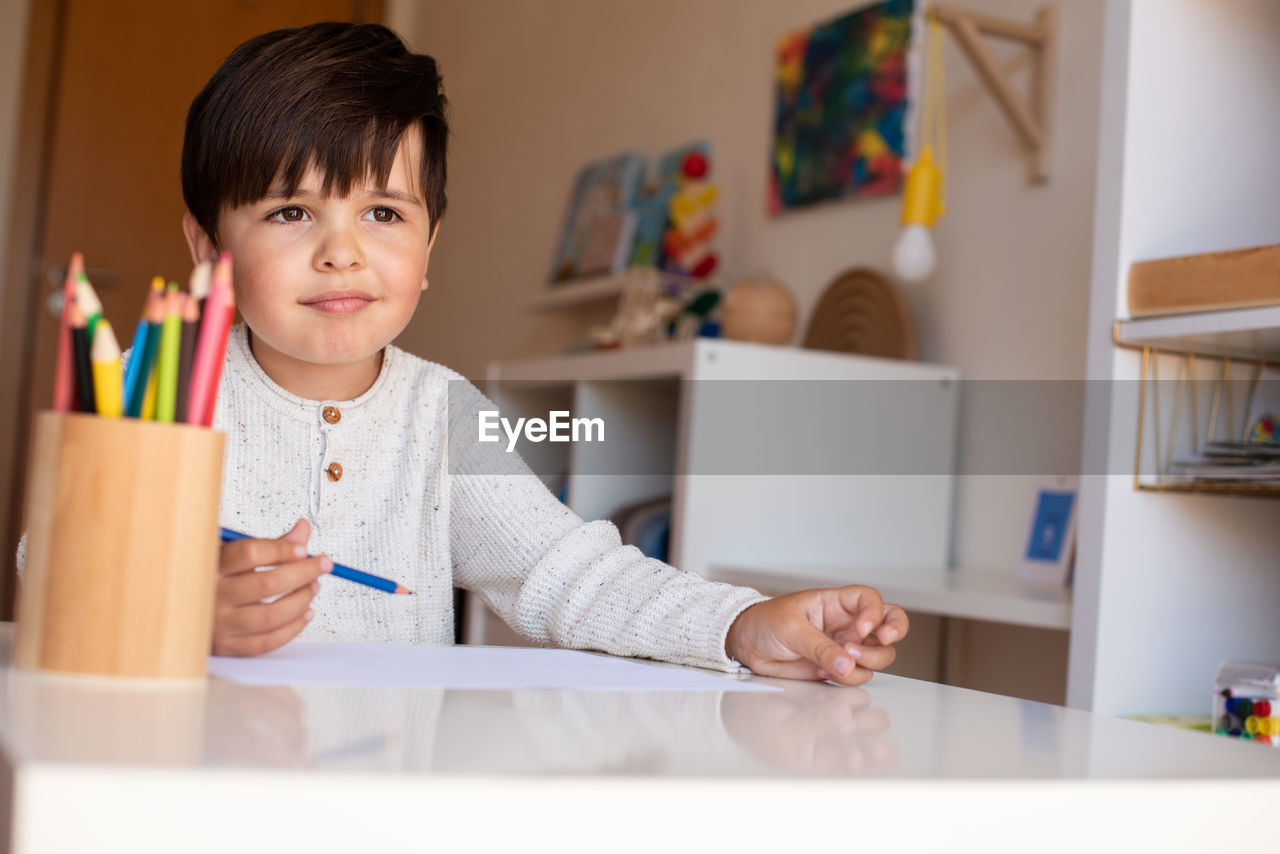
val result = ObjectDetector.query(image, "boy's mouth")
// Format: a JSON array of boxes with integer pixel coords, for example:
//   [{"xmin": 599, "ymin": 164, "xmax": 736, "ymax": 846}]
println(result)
[{"xmin": 300, "ymin": 290, "xmax": 376, "ymax": 314}]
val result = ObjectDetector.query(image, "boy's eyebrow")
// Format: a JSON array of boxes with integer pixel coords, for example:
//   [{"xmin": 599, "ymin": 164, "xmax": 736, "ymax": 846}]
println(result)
[
  {"xmin": 367, "ymin": 189, "xmax": 425, "ymax": 206},
  {"xmin": 262, "ymin": 187, "xmax": 425, "ymax": 206}
]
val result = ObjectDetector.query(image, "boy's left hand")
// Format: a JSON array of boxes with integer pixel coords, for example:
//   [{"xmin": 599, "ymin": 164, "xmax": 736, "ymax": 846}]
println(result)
[{"xmin": 724, "ymin": 586, "xmax": 908, "ymax": 686}]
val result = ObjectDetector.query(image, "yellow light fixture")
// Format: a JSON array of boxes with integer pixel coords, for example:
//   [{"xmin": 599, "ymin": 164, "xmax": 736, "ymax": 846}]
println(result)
[
  {"xmin": 892, "ymin": 11, "xmax": 947, "ymax": 283},
  {"xmin": 891, "ymin": 5, "xmax": 1057, "ymax": 283}
]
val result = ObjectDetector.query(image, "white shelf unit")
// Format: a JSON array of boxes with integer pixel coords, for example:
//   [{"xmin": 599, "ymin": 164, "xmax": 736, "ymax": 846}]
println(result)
[
  {"xmin": 464, "ymin": 339, "xmax": 962, "ymax": 644},
  {"xmin": 1114, "ymin": 307, "xmax": 1280, "ymax": 497},
  {"xmin": 1069, "ymin": 0, "xmax": 1280, "ymax": 716},
  {"xmin": 1114, "ymin": 305, "xmax": 1280, "ymax": 362}
]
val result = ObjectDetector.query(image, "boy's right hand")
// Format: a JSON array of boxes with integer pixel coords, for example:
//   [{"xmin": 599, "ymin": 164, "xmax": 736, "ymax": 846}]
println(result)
[{"xmin": 212, "ymin": 518, "xmax": 331, "ymax": 657}]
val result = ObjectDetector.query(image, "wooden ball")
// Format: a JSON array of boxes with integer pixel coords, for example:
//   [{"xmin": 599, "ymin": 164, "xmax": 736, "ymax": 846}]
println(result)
[{"xmin": 722, "ymin": 276, "xmax": 797, "ymax": 345}]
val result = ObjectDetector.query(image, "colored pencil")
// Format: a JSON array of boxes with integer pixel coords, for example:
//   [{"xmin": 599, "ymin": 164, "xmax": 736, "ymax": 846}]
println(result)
[
  {"xmin": 127, "ymin": 278, "xmax": 166, "ymax": 418},
  {"xmin": 122, "ymin": 277, "xmax": 163, "ymax": 416},
  {"xmin": 68, "ymin": 302, "xmax": 95, "ymax": 415},
  {"xmin": 154, "ymin": 286, "xmax": 183, "ymax": 423},
  {"xmin": 141, "ymin": 359, "xmax": 159, "ymax": 419},
  {"xmin": 218, "ymin": 528, "xmax": 414, "ymax": 595},
  {"xmin": 75, "ymin": 273, "xmax": 103, "ymax": 343},
  {"xmin": 53, "ymin": 252, "xmax": 84, "ymax": 412},
  {"xmin": 122, "ymin": 319, "xmax": 150, "ymax": 415},
  {"xmin": 186, "ymin": 253, "xmax": 235, "ymax": 427},
  {"xmin": 90, "ymin": 319, "xmax": 123, "ymax": 417},
  {"xmin": 175, "ymin": 289, "xmax": 200, "ymax": 423},
  {"xmin": 189, "ymin": 260, "xmax": 211, "ymax": 330}
]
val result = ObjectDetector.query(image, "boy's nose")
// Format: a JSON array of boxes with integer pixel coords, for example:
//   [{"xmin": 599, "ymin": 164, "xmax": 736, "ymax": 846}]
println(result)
[{"xmin": 313, "ymin": 226, "xmax": 364, "ymax": 271}]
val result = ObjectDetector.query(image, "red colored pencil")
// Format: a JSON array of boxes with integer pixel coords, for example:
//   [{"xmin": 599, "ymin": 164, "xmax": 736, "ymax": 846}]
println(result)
[
  {"xmin": 52, "ymin": 252, "xmax": 84, "ymax": 412},
  {"xmin": 185, "ymin": 253, "xmax": 235, "ymax": 427}
]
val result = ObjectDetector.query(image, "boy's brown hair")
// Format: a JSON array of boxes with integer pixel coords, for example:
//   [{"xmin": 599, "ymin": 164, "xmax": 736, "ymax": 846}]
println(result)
[{"xmin": 182, "ymin": 22, "xmax": 447, "ymax": 243}]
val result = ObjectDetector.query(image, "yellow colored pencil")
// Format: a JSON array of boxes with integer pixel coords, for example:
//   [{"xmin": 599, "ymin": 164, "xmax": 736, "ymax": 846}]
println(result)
[
  {"xmin": 90, "ymin": 319, "xmax": 122, "ymax": 417},
  {"xmin": 154, "ymin": 286, "xmax": 183, "ymax": 423}
]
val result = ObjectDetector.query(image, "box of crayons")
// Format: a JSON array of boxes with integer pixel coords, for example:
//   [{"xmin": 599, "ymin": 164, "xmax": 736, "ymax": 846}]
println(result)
[
  {"xmin": 12, "ymin": 253, "xmax": 236, "ymax": 682},
  {"xmin": 1214, "ymin": 660, "xmax": 1280, "ymax": 746}
]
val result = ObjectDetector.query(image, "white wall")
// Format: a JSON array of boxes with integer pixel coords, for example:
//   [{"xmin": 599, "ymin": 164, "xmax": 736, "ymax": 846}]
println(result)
[
  {"xmin": 0, "ymin": 0, "xmax": 33, "ymax": 326},
  {"xmin": 391, "ymin": 0, "xmax": 1104, "ymax": 579},
  {"xmin": 1071, "ymin": 0, "xmax": 1280, "ymax": 715}
]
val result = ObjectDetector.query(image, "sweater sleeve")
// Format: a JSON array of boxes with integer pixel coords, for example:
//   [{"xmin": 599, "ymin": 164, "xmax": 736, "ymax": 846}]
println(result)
[{"xmin": 445, "ymin": 378, "xmax": 768, "ymax": 672}]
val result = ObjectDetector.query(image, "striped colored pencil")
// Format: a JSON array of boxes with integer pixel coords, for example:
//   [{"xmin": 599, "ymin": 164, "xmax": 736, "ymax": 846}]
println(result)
[
  {"xmin": 68, "ymin": 302, "xmax": 95, "ymax": 415},
  {"xmin": 175, "ymin": 288, "xmax": 200, "ymax": 423},
  {"xmin": 75, "ymin": 273, "xmax": 103, "ymax": 343},
  {"xmin": 154, "ymin": 286, "xmax": 183, "ymax": 423},
  {"xmin": 186, "ymin": 253, "xmax": 235, "ymax": 427},
  {"xmin": 53, "ymin": 251, "xmax": 84, "ymax": 412},
  {"xmin": 90, "ymin": 319, "xmax": 123, "ymax": 417}
]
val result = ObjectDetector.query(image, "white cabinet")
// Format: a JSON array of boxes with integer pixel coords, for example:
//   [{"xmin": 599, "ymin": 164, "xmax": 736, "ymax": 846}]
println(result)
[{"xmin": 463, "ymin": 338, "xmax": 961, "ymax": 644}]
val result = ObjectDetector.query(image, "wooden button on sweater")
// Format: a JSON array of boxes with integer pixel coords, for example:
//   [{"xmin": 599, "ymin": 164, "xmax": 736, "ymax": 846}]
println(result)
[
  {"xmin": 326, "ymin": 462, "xmax": 343, "ymax": 481},
  {"xmin": 323, "ymin": 406, "xmax": 341, "ymax": 424}
]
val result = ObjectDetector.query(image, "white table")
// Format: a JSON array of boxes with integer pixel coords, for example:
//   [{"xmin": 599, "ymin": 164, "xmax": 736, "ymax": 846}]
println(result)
[{"xmin": 0, "ymin": 624, "xmax": 1275, "ymax": 852}]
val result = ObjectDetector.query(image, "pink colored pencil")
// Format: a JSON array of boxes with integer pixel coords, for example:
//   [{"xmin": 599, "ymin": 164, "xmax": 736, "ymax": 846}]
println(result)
[
  {"xmin": 185, "ymin": 253, "xmax": 235, "ymax": 427},
  {"xmin": 52, "ymin": 252, "xmax": 84, "ymax": 412}
]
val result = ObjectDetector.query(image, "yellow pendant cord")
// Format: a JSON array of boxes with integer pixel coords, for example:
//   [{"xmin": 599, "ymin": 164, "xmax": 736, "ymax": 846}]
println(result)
[{"xmin": 921, "ymin": 11, "xmax": 947, "ymax": 216}]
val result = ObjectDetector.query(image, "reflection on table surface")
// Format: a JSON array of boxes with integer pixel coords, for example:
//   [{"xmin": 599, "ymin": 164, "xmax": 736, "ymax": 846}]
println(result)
[{"xmin": 2, "ymin": 639, "xmax": 1277, "ymax": 780}]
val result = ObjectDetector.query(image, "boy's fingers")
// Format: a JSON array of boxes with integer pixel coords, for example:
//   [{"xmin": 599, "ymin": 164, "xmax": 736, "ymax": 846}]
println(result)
[
  {"xmin": 843, "ymin": 640, "xmax": 896, "ymax": 672},
  {"xmin": 220, "ymin": 538, "xmax": 307, "ymax": 576},
  {"xmin": 785, "ymin": 619, "xmax": 869, "ymax": 684},
  {"xmin": 217, "ymin": 608, "xmax": 314, "ymax": 658},
  {"xmin": 874, "ymin": 605, "xmax": 909, "ymax": 645},
  {"xmin": 220, "ymin": 555, "xmax": 331, "ymax": 607},
  {"xmin": 223, "ymin": 583, "xmax": 317, "ymax": 637},
  {"xmin": 279, "ymin": 517, "xmax": 310, "ymax": 546},
  {"xmin": 822, "ymin": 586, "xmax": 884, "ymax": 640},
  {"xmin": 838, "ymin": 587, "xmax": 885, "ymax": 641}
]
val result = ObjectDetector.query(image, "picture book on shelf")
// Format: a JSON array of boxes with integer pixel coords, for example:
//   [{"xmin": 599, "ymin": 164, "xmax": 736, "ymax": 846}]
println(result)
[{"xmin": 549, "ymin": 153, "xmax": 646, "ymax": 283}]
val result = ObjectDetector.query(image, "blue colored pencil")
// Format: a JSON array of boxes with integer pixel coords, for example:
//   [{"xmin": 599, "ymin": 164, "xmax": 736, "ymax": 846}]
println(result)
[
  {"xmin": 218, "ymin": 528, "xmax": 413, "ymax": 595},
  {"xmin": 126, "ymin": 278, "xmax": 166, "ymax": 417},
  {"xmin": 122, "ymin": 318, "xmax": 150, "ymax": 414}
]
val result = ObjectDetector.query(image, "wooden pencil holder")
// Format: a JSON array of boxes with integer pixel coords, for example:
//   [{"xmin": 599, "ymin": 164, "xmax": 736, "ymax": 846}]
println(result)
[{"xmin": 13, "ymin": 411, "xmax": 225, "ymax": 681}]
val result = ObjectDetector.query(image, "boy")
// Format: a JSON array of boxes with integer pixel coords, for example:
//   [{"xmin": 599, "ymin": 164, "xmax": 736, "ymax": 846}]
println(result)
[{"xmin": 182, "ymin": 22, "xmax": 907, "ymax": 684}]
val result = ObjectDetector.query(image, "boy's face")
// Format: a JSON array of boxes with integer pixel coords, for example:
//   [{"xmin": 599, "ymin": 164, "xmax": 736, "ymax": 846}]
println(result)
[{"xmin": 187, "ymin": 128, "xmax": 436, "ymax": 393}]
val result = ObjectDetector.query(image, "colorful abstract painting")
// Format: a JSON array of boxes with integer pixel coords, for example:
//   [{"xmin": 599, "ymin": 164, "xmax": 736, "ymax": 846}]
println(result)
[{"xmin": 770, "ymin": 0, "xmax": 913, "ymax": 214}]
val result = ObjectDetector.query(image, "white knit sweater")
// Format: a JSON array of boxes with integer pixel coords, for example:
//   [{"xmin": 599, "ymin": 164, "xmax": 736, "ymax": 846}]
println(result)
[{"xmin": 204, "ymin": 325, "xmax": 766, "ymax": 671}]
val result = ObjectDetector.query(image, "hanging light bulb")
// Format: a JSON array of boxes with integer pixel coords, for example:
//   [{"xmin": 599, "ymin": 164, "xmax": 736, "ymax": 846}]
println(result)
[
  {"xmin": 891, "ymin": 10, "xmax": 947, "ymax": 283},
  {"xmin": 891, "ymin": 144, "xmax": 944, "ymax": 282}
]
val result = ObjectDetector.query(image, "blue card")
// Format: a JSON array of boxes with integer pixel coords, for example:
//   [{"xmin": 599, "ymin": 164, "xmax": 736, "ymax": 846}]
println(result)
[{"xmin": 1024, "ymin": 490, "xmax": 1075, "ymax": 562}]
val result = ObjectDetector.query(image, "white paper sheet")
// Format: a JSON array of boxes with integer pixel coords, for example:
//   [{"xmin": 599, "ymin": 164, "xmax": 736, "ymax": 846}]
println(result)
[{"xmin": 208, "ymin": 643, "xmax": 779, "ymax": 692}]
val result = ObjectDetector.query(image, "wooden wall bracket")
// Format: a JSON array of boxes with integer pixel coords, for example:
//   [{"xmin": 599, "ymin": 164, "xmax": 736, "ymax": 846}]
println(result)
[{"xmin": 932, "ymin": 4, "xmax": 1057, "ymax": 183}]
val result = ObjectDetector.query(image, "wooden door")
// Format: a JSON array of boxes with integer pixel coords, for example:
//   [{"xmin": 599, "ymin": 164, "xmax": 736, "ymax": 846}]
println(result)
[{"xmin": 0, "ymin": 0, "xmax": 384, "ymax": 616}]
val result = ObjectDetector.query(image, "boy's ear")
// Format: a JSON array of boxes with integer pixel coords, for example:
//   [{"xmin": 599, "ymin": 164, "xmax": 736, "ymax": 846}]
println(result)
[
  {"xmin": 182, "ymin": 212, "xmax": 220, "ymax": 266},
  {"xmin": 422, "ymin": 223, "xmax": 441, "ymax": 292}
]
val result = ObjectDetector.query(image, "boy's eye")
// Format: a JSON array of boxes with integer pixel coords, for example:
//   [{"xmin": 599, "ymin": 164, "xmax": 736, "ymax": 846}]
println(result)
[
  {"xmin": 269, "ymin": 206, "xmax": 307, "ymax": 223},
  {"xmin": 369, "ymin": 207, "xmax": 401, "ymax": 223}
]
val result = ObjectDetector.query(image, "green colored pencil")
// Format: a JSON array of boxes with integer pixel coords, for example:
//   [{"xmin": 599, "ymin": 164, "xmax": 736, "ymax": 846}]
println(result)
[{"xmin": 154, "ymin": 285, "xmax": 183, "ymax": 423}]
